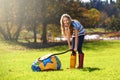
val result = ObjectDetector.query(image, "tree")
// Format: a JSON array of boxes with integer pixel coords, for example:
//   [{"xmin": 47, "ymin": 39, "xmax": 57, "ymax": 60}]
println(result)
[
  {"xmin": 0, "ymin": 0, "xmax": 27, "ymax": 41},
  {"xmin": 25, "ymin": 0, "xmax": 42, "ymax": 43},
  {"xmin": 107, "ymin": 0, "xmax": 120, "ymax": 32},
  {"xmin": 100, "ymin": 12, "xmax": 111, "ymax": 31},
  {"xmin": 117, "ymin": 0, "xmax": 120, "ymax": 15},
  {"xmin": 0, "ymin": 0, "xmax": 64, "ymax": 44},
  {"xmin": 90, "ymin": 0, "xmax": 103, "ymax": 10},
  {"xmin": 109, "ymin": 16, "xmax": 120, "ymax": 31},
  {"xmin": 83, "ymin": 8, "xmax": 101, "ymax": 28}
]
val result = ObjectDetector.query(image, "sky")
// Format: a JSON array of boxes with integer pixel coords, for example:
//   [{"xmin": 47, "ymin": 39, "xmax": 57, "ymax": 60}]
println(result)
[{"xmin": 81, "ymin": 0, "xmax": 116, "ymax": 2}]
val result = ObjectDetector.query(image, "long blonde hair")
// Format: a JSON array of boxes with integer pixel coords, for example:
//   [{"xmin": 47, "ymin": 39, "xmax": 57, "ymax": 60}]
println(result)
[{"xmin": 60, "ymin": 14, "xmax": 73, "ymax": 36}]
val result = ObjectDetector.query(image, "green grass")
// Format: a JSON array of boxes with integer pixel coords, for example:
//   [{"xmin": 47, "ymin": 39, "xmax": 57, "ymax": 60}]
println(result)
[{"xmin": 0, "ymin": 40, "xmax": 120, "ymax": 80}]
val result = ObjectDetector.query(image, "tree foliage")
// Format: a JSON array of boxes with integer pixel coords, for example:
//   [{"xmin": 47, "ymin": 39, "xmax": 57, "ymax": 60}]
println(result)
[
  {"xmin": 0, "ymin": 0, "xmax": 119, "ymax": 44},
  {"xmin": 0, "ymin": 0, "xmax": 64, "ymax": 43},
  {"xmin": 83, "ymin": 8, "xmax": 101, "ymax": 28},
  {"xmin": 0, "ymin": 0, "xmax": 27, "ymax": 41},
  {"xmin": 109, "ymin": 16, "xmax": 120, "ymax": 31}
]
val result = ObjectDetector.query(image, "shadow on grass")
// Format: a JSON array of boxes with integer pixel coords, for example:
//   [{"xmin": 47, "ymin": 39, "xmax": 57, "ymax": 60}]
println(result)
[
  {"xmin": 18, "ymin": 40, "xmax": 116, "ymax": 50},
  {"xmin": 33, "ymin": 69, "xmax": 64, "ymax": 72},
  {"xmin": 82, "ymin": 67, "xmax": 101, "ymax": 72},
  {"xmin": 3, "ymin": 40, "xmax": 120, "ymax": 51},
  {"xmin": 36, "ymin": 67, "xmax": 101, "ymax": 72},
  {"xmin": 18, "ymin": 41, "xmax": 68, "ymax": 49}
]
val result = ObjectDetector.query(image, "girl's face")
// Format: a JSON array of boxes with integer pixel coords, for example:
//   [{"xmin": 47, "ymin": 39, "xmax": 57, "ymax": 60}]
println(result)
[{"xmin": 62, "ymin": 17, "xmax": 71, "ymax": 27}]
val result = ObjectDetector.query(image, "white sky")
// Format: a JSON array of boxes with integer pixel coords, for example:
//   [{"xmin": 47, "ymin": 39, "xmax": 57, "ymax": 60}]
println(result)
[{"xmin": 81, "ymin": 0, "xmax": 116, "ymax": 2}]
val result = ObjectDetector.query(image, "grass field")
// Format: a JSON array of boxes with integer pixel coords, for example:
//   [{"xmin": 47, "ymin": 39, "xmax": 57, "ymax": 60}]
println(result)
[{"xmin": 0, "ymin": 40, "xmax": 120, "ymax": 80}]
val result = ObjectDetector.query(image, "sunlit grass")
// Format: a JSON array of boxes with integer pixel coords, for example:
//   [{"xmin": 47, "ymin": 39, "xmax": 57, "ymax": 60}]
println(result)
[{"xmin": 0, "ymin": 40, "xmax": 120, "ymax": 80}]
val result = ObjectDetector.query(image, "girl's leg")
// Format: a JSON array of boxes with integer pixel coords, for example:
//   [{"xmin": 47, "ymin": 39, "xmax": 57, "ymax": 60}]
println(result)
[
  {"xmin": 77, "ymin": 35, "xmax": 84, "ymax": 69},
  {"xmin": 72, "ymin": 37, "xmax": 76, "ymax": 54},
  {"xmin": 70, "ymin": 37, "xmax": 76, "ymax": 68},
  {"xmin": 78, "ymin": 35, "xmax": 84, "ymax": 53}
]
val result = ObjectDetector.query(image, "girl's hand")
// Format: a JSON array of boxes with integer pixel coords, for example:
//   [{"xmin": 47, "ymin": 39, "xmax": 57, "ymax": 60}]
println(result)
[
  {"xmin": 69, "ymin": 47, "xmax": 72, "ymax": 51},
  {"xmin": 69, "ymin": 47, "xmax": 72, "ymax": 50},
  {"xmin": 74, "ymin": 47, "xmax": 77, "ymax": 52}
]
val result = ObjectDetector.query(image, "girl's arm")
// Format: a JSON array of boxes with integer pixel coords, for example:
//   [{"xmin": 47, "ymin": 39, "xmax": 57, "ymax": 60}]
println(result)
[
  {"xmin": 65, "ymin": 28, "xmax": 71, "ymax": 49},
  {"xmin": 74, "ymin": 29, "xmax": 78, "ymax": 52}
]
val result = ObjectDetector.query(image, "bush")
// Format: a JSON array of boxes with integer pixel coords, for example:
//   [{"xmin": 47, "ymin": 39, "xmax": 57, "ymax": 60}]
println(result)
[{"xmin": 109, "ymin": 16, "xmax": 120, "ymax": 31}]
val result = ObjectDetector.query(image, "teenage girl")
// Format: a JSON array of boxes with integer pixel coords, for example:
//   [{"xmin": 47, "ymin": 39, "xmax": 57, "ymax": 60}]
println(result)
[{"xmin": 60, "ymin": 14, "xmax": 85, "ymax": 69}]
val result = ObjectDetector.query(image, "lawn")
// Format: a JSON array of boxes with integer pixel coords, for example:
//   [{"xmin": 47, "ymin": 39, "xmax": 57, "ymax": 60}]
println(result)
[{"xmin": 0, "ymin": 40, "xmax": 120, "ymax": 80}]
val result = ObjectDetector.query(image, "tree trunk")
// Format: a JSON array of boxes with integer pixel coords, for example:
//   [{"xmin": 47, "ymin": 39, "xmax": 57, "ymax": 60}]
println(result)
[
  {"xmin": 41, "ymin": 0, "xmax": 47, "ymax": 44},
  {"xmin": 13, "ymin": 23, "xmax": 22, "ymax": 41},
  {"xmin": 33, "ymin": 24, "xmax": 37, "ymax": 43},
  {"xmin": 0, "ymin": 26, "xmax": 8, "ymax": 40},
  {"xmin": 42, "ymin": 22, "xmax": 47, "ymax": 44},
  {"xmin": 6, "ymin": 22, "xmax": 11, "ymax": 40}
]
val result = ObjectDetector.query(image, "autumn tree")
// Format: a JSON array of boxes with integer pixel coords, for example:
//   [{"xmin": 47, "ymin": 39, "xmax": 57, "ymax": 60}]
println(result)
[
  {"xmin": 0, "ymin": 0, "xmax": 27, "ymax": 41},
  {"xmin": 83, "ymin": 8, "xmax": 101, "ymax": 28}
]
